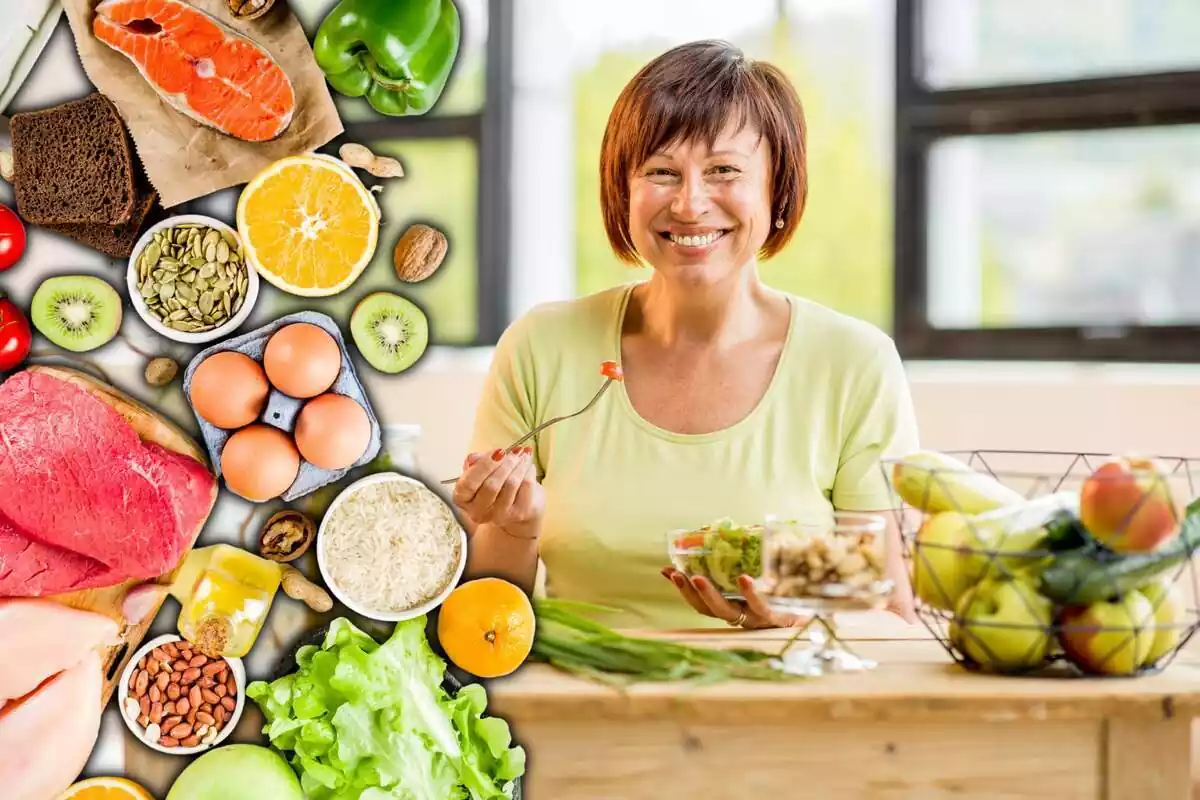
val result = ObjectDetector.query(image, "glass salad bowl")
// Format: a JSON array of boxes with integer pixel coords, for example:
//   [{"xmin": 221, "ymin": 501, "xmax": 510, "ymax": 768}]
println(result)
[
  {"xmin": 755, "ymin": 512, "xmax": 894, "ymax": 676},
  {"xmin": 666, "ymin": 519, "xmax": 765, "ymax": 598}
]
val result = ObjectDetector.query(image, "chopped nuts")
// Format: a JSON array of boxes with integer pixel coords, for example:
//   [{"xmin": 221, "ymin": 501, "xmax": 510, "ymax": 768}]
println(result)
[
  {"xmin": 227, "ymin": 0, "xmax": 275, "ymax": 20},
  {"xmin": 259, "ymin": 509, "xmax": 315, "ymax": 562},
  {"xmin": 759, "ymin": 522, "xmax": 888, "ymax": 603}
]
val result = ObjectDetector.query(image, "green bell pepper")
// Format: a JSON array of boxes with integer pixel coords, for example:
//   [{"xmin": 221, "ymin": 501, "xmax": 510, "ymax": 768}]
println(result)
[{"xmin": 313, "ymin": 0, "xmax": 461, "ymax": 117}]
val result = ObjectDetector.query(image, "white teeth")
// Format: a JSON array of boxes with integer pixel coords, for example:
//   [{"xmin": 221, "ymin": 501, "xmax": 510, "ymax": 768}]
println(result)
[{"xmin": 669, "ymin": 231, "xmax": 723, "ymax": 247}]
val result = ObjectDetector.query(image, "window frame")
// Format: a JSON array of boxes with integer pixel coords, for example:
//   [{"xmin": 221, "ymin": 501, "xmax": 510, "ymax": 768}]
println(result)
[
  {"xmin": 337, "ymin": 0, "xmax": 514, "ymax": 348},
  {"xmin": 894, "ymin": 0, "xmax": 1200, "ymax": 363}
]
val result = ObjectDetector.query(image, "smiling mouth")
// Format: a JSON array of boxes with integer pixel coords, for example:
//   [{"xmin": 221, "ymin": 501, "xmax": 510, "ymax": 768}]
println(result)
[{"xmin": 660, "ymin": 230, "xmax": 729, "ymax": 248}]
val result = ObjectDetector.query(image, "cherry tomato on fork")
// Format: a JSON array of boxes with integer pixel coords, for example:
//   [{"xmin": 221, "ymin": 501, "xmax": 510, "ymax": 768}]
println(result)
[{"xmin": 600, "ymin": 360, "xmax": 624, "ymax": 382}]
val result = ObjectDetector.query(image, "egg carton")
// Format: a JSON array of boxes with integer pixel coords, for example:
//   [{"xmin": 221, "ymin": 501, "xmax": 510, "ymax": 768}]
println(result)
[{"xmin": 182, "ymin": 310, "xmax": 382, "ymax": 502}]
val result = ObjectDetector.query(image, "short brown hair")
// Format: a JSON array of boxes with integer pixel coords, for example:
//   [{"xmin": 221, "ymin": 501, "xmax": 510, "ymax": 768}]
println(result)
[{"xmin": 599, "ymin": 40, "xmax": 808, "ymax": 265}]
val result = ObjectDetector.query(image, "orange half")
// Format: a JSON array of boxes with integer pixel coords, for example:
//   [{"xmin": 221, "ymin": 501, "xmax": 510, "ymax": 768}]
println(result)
[
  {"xmin": 236, "ymin": 154, "xmax": 379, "ymax": 297},
  {"xmin": 58, "ymin": 776, "xmax": 156, "ymax": 800}
]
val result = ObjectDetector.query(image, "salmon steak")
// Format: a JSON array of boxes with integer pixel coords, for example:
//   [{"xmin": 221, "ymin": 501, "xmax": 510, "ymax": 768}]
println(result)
[{"xmin": 92, "ymin": 0, "xmax": 295, "ymax": 142}]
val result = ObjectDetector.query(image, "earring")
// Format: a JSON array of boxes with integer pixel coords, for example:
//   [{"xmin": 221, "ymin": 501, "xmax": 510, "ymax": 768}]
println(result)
[{"xmin": 775, "ymin": 218, "xmax": 784, "ymax": 229}]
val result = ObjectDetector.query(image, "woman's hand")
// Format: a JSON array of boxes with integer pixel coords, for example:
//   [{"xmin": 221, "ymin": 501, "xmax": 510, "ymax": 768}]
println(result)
[
  {"xmin": 661, "ymin": 568, "xmax": 807, "ymax": 630},
  {"xmin": 452, "ymin": 447, "xmax": 545, "ymax": 540}
]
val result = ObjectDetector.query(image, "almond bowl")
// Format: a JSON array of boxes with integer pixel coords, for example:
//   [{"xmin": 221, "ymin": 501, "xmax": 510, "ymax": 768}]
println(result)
[{"xmin": 117, "ymin": 634, "xmax": 246, "ymax": 756}]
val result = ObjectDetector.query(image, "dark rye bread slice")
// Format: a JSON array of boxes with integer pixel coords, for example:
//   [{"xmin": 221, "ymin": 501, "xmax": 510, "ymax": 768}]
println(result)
[
  {"xmin": 11, "ymin": 92, "xmax": 137, "ymax": 227},
  {"xmin": 44, "ymin": 186, "xmax": 161, "ymax": 259}
]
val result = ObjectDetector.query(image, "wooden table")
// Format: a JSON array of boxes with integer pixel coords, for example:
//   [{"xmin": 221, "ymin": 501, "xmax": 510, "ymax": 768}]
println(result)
[
  {"xmin": 485, "ymin": 614, "xmax": 1200, "ymax": 800},
  {"xmin": 121, "ymin": 612, "xmax": 1199, "ymax": 799}
]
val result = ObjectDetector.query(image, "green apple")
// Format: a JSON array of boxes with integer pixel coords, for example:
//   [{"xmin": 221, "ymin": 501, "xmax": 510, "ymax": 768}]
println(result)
[
  {"xmin": 949, "ymin": 577, "xmax": 1054, "ymax": 671},
  {"xmin": 912, "ymin": 511, "xmax": 988, "ymax": 611},
  {"xmin": 1059, "ymin": 590, "xmax": 1155, "ymax": 676},
  {"xmin": 1139, "ymin": 577, "xmax": 1187, "ymax": 667}
]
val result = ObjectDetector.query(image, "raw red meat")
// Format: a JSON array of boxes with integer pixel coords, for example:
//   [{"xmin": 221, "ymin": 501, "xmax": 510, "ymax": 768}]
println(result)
[{"xmin": 0, "ymin": 371, "xmax": 215, "ymax": 596}]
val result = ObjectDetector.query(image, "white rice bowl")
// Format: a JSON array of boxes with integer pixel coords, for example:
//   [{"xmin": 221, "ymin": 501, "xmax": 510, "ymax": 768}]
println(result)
[{"xmin": 316, "ymin": 472, "xmax": 467, "ymax": 621}]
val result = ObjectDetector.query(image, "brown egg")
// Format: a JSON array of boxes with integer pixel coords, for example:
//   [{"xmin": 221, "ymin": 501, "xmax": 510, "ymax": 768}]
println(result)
[
  {"xmin": 188, "ymin": 351, "xmax": 270, "ymax": 429},
  {"xmin": 263, "ymin": 323, "xmax": 342, "ymax": 399},
  {"xmin": 295, "ymin": 393, "xmax": 372, "ymax": 470},
  {"xmin": 220, "ymin": 424, "xmax": 300, "ymax": 502}
]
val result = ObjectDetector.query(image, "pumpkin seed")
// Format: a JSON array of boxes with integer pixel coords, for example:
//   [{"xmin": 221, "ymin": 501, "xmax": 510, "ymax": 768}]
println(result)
[
  {"xmin": 199, "ymin": 292, "xmax": 214, "ymax": 315},
  {"xmin": 222, "ymin": 293, "xmax": 232, "ymax": 316},
  {"xmin": 168, "ymin": 309, "xmax": 189, "ymax": 321},
  {"xmin": 168, "ymin": 298, "xmax": 183, "ymax": 312},
  {"xmin": 199, "ymin": 263, "xmax": 217, "ymax": 279},
  {"xmin": 158, "ymin": 283, "xmax": 176, "ymax": 300},
  {"xmin": 203, "ymin": 230, "xmax": 219, "ymax": 250}
]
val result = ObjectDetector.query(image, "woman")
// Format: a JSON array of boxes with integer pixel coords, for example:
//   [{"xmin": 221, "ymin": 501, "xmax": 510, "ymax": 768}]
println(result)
[{"xmin": 451, "ymin": 40, "xmax": 920, "ymax": 630}]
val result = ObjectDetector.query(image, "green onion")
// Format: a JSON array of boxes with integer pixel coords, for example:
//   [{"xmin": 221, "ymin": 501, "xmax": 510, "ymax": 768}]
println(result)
[{"xmin": 530, "ymin": 598, "xmax": 803, "ymax": 685}]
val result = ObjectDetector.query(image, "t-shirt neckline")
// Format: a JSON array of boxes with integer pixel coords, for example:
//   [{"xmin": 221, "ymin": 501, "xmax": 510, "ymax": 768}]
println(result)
[{"xmin": 608, "ymin": 282, "xmax": 799, "ymax": 445}]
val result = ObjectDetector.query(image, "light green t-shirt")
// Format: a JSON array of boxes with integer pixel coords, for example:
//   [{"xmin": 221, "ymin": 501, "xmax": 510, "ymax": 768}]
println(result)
[{"xmin": 467, "ymin": 283, "xmax": 921, "ymax": 629}]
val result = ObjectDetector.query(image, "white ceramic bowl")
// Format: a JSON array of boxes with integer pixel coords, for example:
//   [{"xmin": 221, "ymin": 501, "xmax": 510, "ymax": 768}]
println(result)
[
  {"xmin": 126, "ymin": 214, "xmax": 260, "ymax": 344},
  {"xmin": 117, "ymin": 634, "xmax": 246, "ymax": 756},
  {"xmin": 316, "ymin": 472, "xmax": 468, "ymax": 622}
]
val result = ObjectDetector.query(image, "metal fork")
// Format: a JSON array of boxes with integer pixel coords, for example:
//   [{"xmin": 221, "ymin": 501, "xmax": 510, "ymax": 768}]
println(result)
[{"xmin": 441, "ymin": 369, "xmax": 621, "ymax": 485}]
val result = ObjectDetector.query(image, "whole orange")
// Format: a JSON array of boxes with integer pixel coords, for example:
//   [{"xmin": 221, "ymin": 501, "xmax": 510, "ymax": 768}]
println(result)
[{"xmin": 437, "ymin": 578, "xmax": 535, "ymax": 678}]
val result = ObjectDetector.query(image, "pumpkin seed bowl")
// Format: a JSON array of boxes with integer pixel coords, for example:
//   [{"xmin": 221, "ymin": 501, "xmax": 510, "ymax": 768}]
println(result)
[{"xmin": 127, "ymin": 215, "xmax": 260, "ymax": 344}]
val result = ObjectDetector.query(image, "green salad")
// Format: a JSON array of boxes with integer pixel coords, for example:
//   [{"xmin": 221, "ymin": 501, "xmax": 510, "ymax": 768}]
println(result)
[
  {"xmin": 668, "ymin": 518, "xmax": 764, "ymax": 592},
  {"xmin": 246, "ymin": 616, "xmax": 525, "ymax": 800}
]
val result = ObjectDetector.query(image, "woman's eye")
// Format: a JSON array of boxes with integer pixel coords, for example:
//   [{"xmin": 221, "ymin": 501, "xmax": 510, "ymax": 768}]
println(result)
[{"xmin": 711, "ymin": 165, "xmax": 740, "ymax": 176}]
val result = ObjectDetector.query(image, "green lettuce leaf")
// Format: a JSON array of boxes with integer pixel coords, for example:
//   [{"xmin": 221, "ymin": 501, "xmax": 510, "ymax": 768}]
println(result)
[{"xmin": 246, "ymin": 616, "xmax": 524, "ymax": 799}]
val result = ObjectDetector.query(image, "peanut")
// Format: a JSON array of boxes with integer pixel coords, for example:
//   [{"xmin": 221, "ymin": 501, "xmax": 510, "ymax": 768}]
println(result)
[
  {"xmin": 214, "ymin": 706, "xmax": 227, "ymax": 724},
  {"xmin": 173, "ymin": 659, "xmax": 189, "ymax": 673},
  {"xmin": 134, "ymin": 670, "xmax": 148, "ymax": 696},
  {"xmin": 196, "ymin": 711, "xmax": 216, "ymax": 726},
  {"xmin": 162, "ymin": 715, "xmax": 183, "ymax": 730},
  {"xmin": 225, "ymin": 675, "xmax": 236, "ymax": 695},
  {"xmin": 183, "ymin": 667, "xmax": 202, "ymax": 683},
  {"xmin": 189, "ymin": 654, "xmax": 208, "ymax": 668},
  {"xmin": 170, "ymin": 672, "xmax": 182, "ymax": 685},
  {"xmin": 137, "ymin": 714, "xmax": 150, "ymax": 728},
  {"xmin": 169, "ymin": 722, "xmax": 192, "ymax": 739},
  {"xmin": 150, "ymin": 703, "xmax": 164, "ymax": 725},
  {"xmin": 202, "ymin": 688, "xmax": 220, "ymax": 704},
  {"xmin": 137, "ymin": 656, "xmax": 147, "ymax": 670},
  {"xmin": 220, "ymin": 696, "xmax": 236, "ymax": 712},
  {"xmin": 163, "ymin": 701, "xmax": 176, "ymax": 716},
  {"xmin": 155, "ymin": 672, "xmax": 169, "ymax": 691},
  {"xmin": 181, "ymin": 735, "xmax": 200, "ymax": 748},
  {"xmin": 187, "ymin": 708, "xmax": 198, "ymax": 725},
  {"xmin": 139, "ymin": 695, "xmax": 150, "ymax": 717},
  {"xmin": 160, "ymin": 736, "xmax": 180, "ymax": 748},
  {"xmin": 202, "ymin": 662, "xmax": 224, "ymax": 677},
  {"xmin": 167, "ymin": 684, "xmax": 181, "ymax": 701},
  {"xmin": 189, "ymin": 686, "xmax": 203, "ymax": 708},
  {"xmin": 149, "ymin": 685, "xmax": 161, "ymax": 704},
  {"xmin": 163, "ymin": 642, "xmax": 179, "ymax": 658},
  {"xmin": 176, "ymin": 698, "xmax": 190, "ymax": 716}
]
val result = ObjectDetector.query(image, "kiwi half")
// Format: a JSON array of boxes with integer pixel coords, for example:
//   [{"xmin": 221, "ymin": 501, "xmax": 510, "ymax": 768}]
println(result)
[
  {"xmin": 30, "ymin": 275, "xmax": 123, "ymax": 353},
  {"xmin": 350, "ymin": 292, "xmax": 428, "ymax": 374}
]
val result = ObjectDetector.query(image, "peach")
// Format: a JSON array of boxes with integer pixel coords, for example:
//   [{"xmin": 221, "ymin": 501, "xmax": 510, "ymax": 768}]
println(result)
[{"xmin": 1079, "ymin": 457, "xmax": 1179, "ymax": 554}]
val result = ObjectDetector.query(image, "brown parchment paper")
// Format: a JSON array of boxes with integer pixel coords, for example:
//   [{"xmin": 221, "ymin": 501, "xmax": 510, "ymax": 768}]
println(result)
[{"xmin": 61, "ymin": 0, "xmax": 344, "ymax": 208}]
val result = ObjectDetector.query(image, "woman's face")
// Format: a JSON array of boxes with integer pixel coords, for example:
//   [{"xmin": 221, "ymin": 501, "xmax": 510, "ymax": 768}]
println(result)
[{"xmin": 628, "ymin": 120, "xmax": 773, "ymax": 284}]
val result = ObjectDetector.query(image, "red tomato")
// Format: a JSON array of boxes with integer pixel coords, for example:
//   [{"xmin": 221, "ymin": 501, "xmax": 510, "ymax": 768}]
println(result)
[
  {"xmin": 600, "ymin": 360, "xmax": 624, "ymax": 382},
  {"xmin": 0, "ymin": 205, "xmax": 25, "ymax": 272},
  {"xmin": 0, "ymin": 292, "xmax": 31, "ymax": 372}
]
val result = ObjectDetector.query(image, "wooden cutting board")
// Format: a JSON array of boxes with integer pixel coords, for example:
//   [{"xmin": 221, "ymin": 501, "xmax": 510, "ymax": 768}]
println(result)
[{"xmin": 23, "ymin": 365, "xmax": 218, "ymax": 708}]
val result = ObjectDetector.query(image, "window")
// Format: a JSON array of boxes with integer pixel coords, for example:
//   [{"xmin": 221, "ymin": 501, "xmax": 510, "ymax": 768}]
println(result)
[
  {"xmin": 278, "ymin": 0, "xmax": 512, "ymax": 347},
  {"xmin": 896, "ymin": 0, "xmax": 1200, "ymax": 362}
]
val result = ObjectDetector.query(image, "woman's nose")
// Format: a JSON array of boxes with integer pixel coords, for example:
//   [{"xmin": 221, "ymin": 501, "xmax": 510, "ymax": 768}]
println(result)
[{"xmin": 670, "ymin": 172, "xmax": 712, "ymax": 219}]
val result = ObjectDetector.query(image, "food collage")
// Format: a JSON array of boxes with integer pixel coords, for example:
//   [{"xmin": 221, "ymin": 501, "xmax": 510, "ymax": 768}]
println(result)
[{"xmin": 1, "ymin": 0, "xmax": 538, "ymax": 798}]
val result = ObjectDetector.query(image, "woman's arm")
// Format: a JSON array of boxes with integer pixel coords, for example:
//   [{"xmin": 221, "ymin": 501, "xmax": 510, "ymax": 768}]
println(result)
[{"xmin": 464, "ymin": 521, "xmax": 541, "ymax": 594}]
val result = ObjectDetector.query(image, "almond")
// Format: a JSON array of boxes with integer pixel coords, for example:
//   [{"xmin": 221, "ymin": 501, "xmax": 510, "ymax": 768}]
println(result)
[{"xmin": 393, "ymin": 223, "xmax": 448, "ymax": 283}]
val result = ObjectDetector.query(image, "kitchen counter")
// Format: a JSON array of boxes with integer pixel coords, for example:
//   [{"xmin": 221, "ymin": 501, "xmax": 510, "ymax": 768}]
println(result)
[{"xmin": 118, "ymin": 613, "xmax": 1200, "ymax": 800}]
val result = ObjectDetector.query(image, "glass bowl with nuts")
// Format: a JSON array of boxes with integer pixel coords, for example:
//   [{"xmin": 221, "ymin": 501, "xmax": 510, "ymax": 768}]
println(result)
[
  {"xmin": 754, "ymin": 512, "xmax": 894, "ymax": 613},
  {"xmin": 117, "ymin": 633, "xmax": 246, "ymax": 755},
  {"xmin": 126, "ymin": 215, "xmax": 260, "ymax": 344}
]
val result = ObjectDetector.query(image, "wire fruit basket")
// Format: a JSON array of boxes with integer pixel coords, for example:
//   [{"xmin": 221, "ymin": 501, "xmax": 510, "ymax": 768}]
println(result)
[{"xmin": 880, "ymin": 450, "xmax": 1200, "ymax": 678}]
